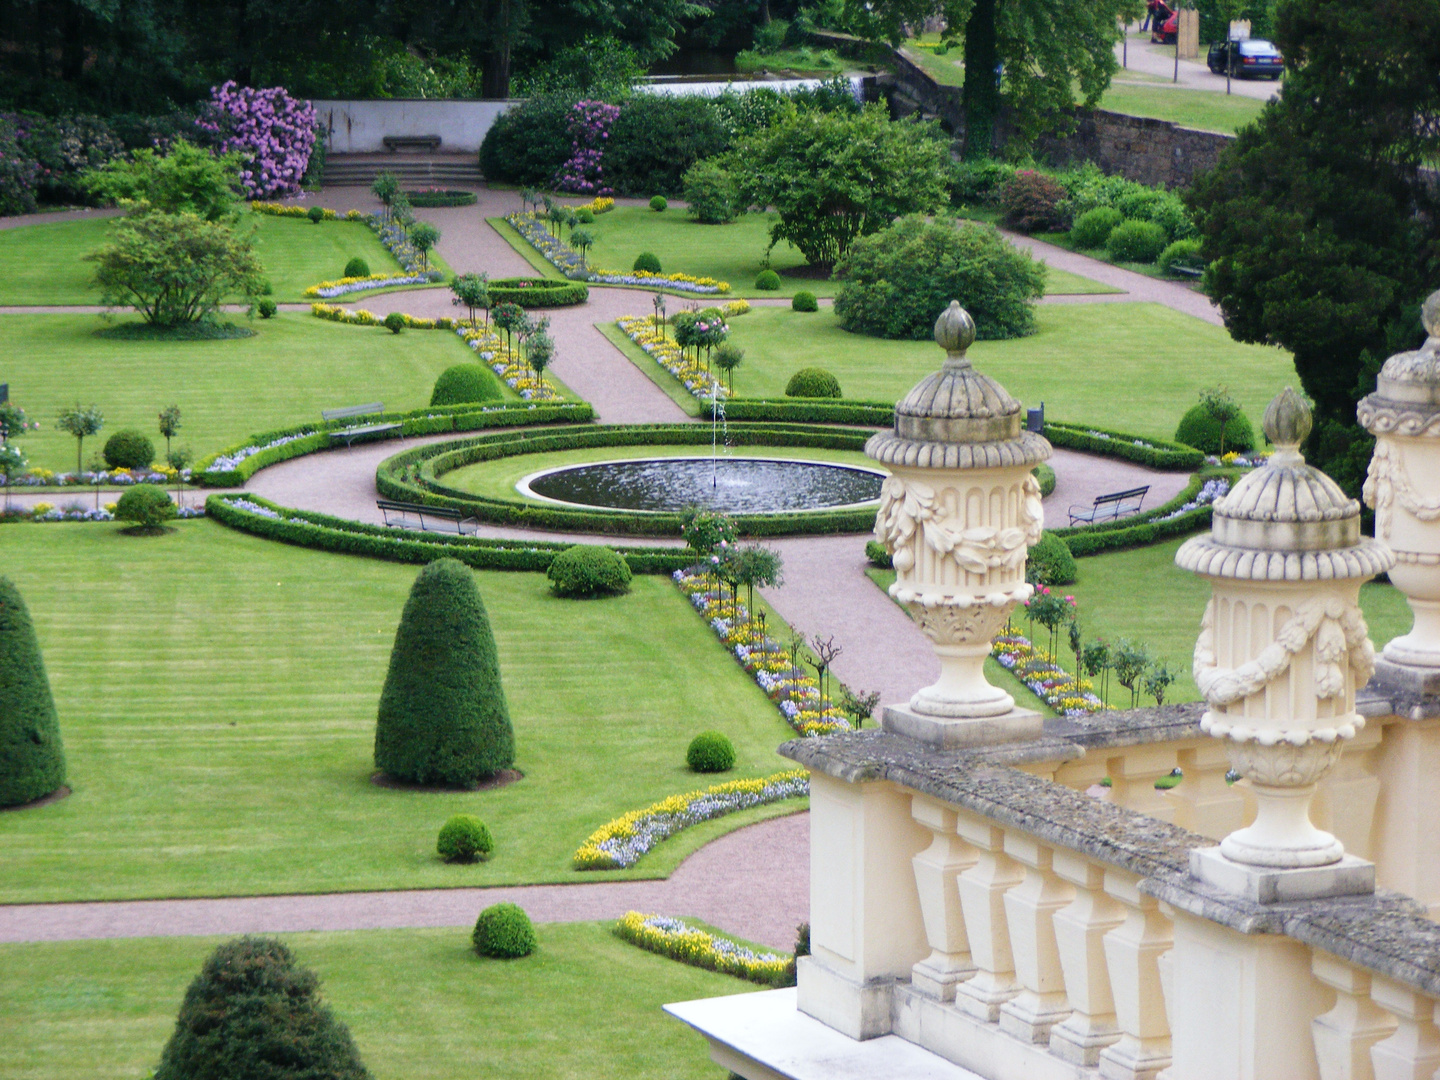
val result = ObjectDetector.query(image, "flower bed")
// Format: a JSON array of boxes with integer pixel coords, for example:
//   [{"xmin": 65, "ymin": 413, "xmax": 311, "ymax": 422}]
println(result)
[
  {"xmin": 305, "ymin": 272, "xmax": 434, "ymax": 299},
  {"xmin": 455, "ymin": 323, "xmax": 563, "ymax": 401},
  {"xmin": 403, "ymin": 188, "xmax": 477, "ymax": 207},
  {"xmin": 617, "ymin": 315, "xmax": 725, "ymax": 401},
  {"xmin": 0, "ymin": 465, "xmax": 190, "ymax": 488},
  {"xmin": 3, "ymin": 502, "xmax": 204, "ymax": 523},
  {"xmin": 1155, "ymin": 477, "xmax": 1228, "ymax": 523},
  {"xmin": 310, "ymin": 303, "xmax": 463, "ymax": 331},
  {"xmin": 505, "ymin": 212, "xmax": 730, "ymax": 293},
  {"xmin": 583, "ymin": 196, "xmax": 615, "ymax": 215},
  {"xmin": 991, "ymin": 629, "xmax": 1104, "ymax": 717},
  {"xmin": 573, "ymin": 769, "xmax": 808, "ymax": 870},
  {"xmin": 674, "ymin": 567, "xmax": 851, "ymax": 737},
  {"xmin": 248, "ymin": 201, "xmax": 445, "ymax": 291},
  {"xmin": 614, "ymin": 912, "xmax": 795, "ymax": 986},
  {"xmin": 488, "ymin": 277, "xmax": 589, "ymax": 307}
]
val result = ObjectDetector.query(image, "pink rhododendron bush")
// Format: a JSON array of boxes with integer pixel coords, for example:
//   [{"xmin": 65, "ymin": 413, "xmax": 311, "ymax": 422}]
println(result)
[{"xmin": 198, "ymin": 82, "xmax": 316, "ymax": 198}]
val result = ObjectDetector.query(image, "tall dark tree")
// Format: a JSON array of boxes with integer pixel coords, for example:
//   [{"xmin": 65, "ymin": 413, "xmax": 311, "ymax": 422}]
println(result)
[
  {"xmin": 0, "ymin": 576, "xmax": 66, "ymax": 808},
  {"xmin": 1185, "ymin": 0, "xmax": 1440, "ymax": 494}
]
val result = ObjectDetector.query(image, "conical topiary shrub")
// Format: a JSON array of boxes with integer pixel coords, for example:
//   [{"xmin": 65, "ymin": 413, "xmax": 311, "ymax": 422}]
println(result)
[
  {"xmin": 374, "ymin": 559, "xmax": 514, "ymax": 787},
  {"xmin": 154, "ymin": 936, "xmax": 372, "ymax": 1080},
  {"xmin": 0, "ymin": 577, "xmax": 66, "ymax": 807}
]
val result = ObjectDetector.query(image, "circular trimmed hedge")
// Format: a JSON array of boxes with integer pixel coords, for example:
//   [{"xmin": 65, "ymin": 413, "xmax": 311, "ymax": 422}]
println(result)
[
  {"xmin": 104, "ymin": 429, "xmax": 155, "ymax": 469},
  {"xmin": 404, "ymin": 189, "xmax": 478, "ymax": 207},
  {"xmin": 488, "ymin": 277, "xmax": 589, "ymax": 307},
  {"xmin": 686, "ymin": 731, "xmax": 736, "ymax": 773},
  {"xmin": 437, "ymin": 814, "xmax": 494, "ymax": 862},
  {"xmin": 473, "ymin": 902, "xmax": 536, "ymax": 958},
  {"xmin": 547, "ymin": 544, "xmax": 632, "ymax": 597},
  {"xmin": 786, "ymin": 368, "xmax": 842, "ymax": 399}
]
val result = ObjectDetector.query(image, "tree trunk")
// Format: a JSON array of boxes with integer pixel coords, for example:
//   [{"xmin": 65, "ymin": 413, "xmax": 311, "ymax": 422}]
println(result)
[
  {"xmin": 482, "ymin": 45, "xmax": 511, "ymax": 98},
  {"xmin": 961, "ymin": 0, "xmax": 1001, "ymax": 159}
]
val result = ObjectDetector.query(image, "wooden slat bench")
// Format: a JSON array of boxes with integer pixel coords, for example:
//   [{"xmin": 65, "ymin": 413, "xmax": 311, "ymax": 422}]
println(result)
[
  {"xmin": 382, "ymin": 134, "xmax": 442, "ymax": 153},
  {"xmin": 322, "ymin": 403, "xmax": 402, "ymax": 447},
  {"xmin": 377, "ymin": 499, "xmax": 479, "ymax": 535},
  {"xmin": 1068, "ymin": 485, "xmax": 1150, "ymax": 527}
]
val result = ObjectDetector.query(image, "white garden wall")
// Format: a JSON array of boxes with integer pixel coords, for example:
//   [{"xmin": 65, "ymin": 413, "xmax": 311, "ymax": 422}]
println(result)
[{"xmin": 311, "ymin": 99, "xmax": 513, "ymax": 154}]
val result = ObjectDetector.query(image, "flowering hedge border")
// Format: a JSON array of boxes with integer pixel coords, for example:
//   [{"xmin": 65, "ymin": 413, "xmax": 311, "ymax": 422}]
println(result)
[
  {"xmin": 573, "ymin": 769, "xmax": 808, "ymax": 870},
  {"xmin": 992, "ymin": 625, "xmax": 1104, "ymax": 717},
  {"xmin": 613, "ymin": 912, "xmax": 795, "ymax": 987},
  {"xmin": 504, "ymin": 212, "xmax": 731, "ymax": 294},
  {"xmin": 305, "ymin": 272, "xmax": 433, "ymax": 299},
  {"xmin": 0, "ymin": 464, "xmax": 189, "ymax": 489},
  {"xmin": 617, "ymin": 314, "xmax": 726, "ymax": 401},
  {"xmin": 1043, "ymin": 421, "xmax": 1203, "ymax": 470}
]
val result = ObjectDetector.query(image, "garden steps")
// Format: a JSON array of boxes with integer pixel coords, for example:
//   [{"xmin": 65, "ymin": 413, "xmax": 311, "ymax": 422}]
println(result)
[{"xmin": 321, "ymin": 154, "xmax": 483, "ymax": 187}]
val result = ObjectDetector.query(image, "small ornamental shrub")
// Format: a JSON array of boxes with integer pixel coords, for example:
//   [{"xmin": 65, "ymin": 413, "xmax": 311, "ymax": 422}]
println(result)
[
  {"xmin": 649, "ymin": 195, "xmax": 668, "ymax": 211},
  {"xmin": 0, "ymin": 577, "xmax": 66, "ymax": 808},
  {"xmin": 307, "ymin": 205, "xmax": 325, "ymax": 224},
  {"xmin": 575, "ymin": 207, "xmax": 594, "ymax": 224},
  {"xmin": 115, "ymin": 484, "xmax": 177, "ymax": 530},
  {"xmin": 1033, "ymin": 463, "xmax": 1057, "ymax": 497},
  {"xmin": 1158, "ymin": 238, "xmax": 1205, "ymax": 275},
  {"xmin": 786, "ymin": 367, "xmax": 842, "ymax": 398},
  {"xmin": 1026, "ymin": 531, "xmax": 1077, "ymax": 586},
  {"xmin": 948, "ymin": 158, "xmax": 1017, "ymax": 205},
  {"xmin": 257, "ymin": 299, "xmax": 277, "ymax": 318},
  {"xmin": 430, "ymin": 364, "xmax": 503, "ymax": 407},
  {"xmin": 547, "ymin": 544, "xmax": 632, "ymax": 597},
  {"xmin": 864, "ymin": 540, "xmax": 893, "ymax": 568},
  {"xmin": 633, "ymin": 251, "xmax": 663, "ymax": 274},
  {"xmin": 374, "ymin": 559, "xmax": 515, "ymax": 787},
  {"xmin": 154, "ymin": 936, "xmax": 372, "ymax": 1080},
  {"xmin": 682, "ymin": 159, "xmax": 740, "ymax": 224},
  {"xmin": 473, "ymin": 902, "xmax": 536, "ymax": 958},
  {"xmin": 343, "ymin": 257, "xmax": 370, "ymax": 278},
  {"xmin": 754, "ymin": 269, "xmax": 781, "ymax": 291},
  {"xmin": 1069, "ymin": 206, "xmax": 1123, "ymax": 249},
  {"xmin": 437, "ymin": 814, "xmax": 494, "ymax": 863},
  {"xmin": 1106, "ymin": 219, "xmax": 1168, "ymax": 264},
  {"xmin": 791, "ymin": 290, "xmax": 818, "ymax": 312},
  {"xmin": 1175, "ymin": 402, "xmax": 1257, "ymax": 455},
  {"xmin": 686, "ymin": 731, "xmax": 736, "ymax": 773},
  {"xmin": 383, "ymin": 311, "xmax": 406, "ymax": 334},
  {"xmin": 1000, "ymin": 170, "xmax": 1069, "ymax": 233},
  {"xmin": 103, "ymin": 428, "xmax": 155, "ymax": 469}
]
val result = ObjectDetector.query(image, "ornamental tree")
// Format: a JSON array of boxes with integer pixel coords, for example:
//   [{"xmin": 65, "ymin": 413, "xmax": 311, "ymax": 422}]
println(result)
[
  {"xmin": 409, "ymin": 221, "xmax": 440, "ymax": 270},
  {"xmin": 371, "ymin": 171, "xmax": 399, "ymax": 221},
  {"xmin": 82, "ymin": 139, "xmax": 245, "ymax": 222},
  {"xmin": 492, "ymin": 302, "xmax": 526, "ymax": 353},
  {"xmin": 158, "ymin": 405, "xmax": 182, "ymax": 460},
  {"xmin": 450, "ymin": 273, "xmax": 490, "ymax": 325},
  {"xmin": 196, "ymin": 82, "xmax": 317, "ymax": 199},
  {"xmin": 55, "ymin": 404, "xmax": 103, "ymax": 474},
  {"xmin": 0, "ymin": 576, "xmax": 67, "ymax": 808},
  {"xmin": 728, "ymin": 106, "xmax": 950, "ymax": 270},
  {"xmin": 374, "ymin": 559, "xmax": 515, "ymax": 787}
]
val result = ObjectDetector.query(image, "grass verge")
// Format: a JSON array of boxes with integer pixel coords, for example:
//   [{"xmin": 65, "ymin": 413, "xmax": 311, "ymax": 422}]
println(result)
[{"xmin": 1099, "ymin": 83, "xmax": 1268, "ymax": 135}]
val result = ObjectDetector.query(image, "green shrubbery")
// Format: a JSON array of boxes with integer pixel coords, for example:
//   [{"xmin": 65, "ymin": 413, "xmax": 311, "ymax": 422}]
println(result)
[
  {"xmin": 1000, "ymin": 170, "xmax": 1069, "ymax": 232},
  {"xmin": 605, "ymin": 95, "xmax": 728, "ymax": 195},
  {"xmin": 257, "ymin": 299, "xmax": 277, "ymax": 318},
  {"xmin": 1106, "ymin": 220, "xmax": 1169, "ymax": 264},
  {"xmin": 948, "ymin": 158, "xmax": 1018, "ymax": 205},
  {"xmin": 383, "ymin": 311, "xmax": 406, "ymax": 334},
  {"xmin": 785, "ymin": 368, "xmax": 842, "ymax": 398},
  {"xmin": 344, "ymin": 257, "xmax": 370, "ymax": 278},
  {"xmin": 0, "ymin": 577, "xmax": 66, "ymax": 808},
  {"xmin": 473, "ymin": 902, "xmax": 536, "ymax": 958},
  {"xmin": 1027, "ymin": 531, "xmax": 1078, "ymax": 586},
  {"xmin": 1174, "ymin": 402, "xmax": 1257, "ymax": 454},
  {"xmin": 865, "ymin": 540, "xmax": 892, "ymax": 568},
  {"xmin": 649, "ymin": 195, "xmax": 668, "ymax": 211},
  {"xmin": 1158, "ymin": 238, "xmax": 1205, "ymax": 275},
  {"xmin": 834, "ymin": 216, "xmax": 1044, "ymax": 340},
  {"xmin": 488, "ymin": 277, "xmax": 589, "ymax": 307},
  {"xmin": 682, "ymin": 160, "xmax": 741, "ymax": 224},
  {"xmin": 547, "ymin": 544, "xmax": 633, "ymax": 597},
  {"xmin": 791, "ymin": 290, "xmax": 818, "ymax": 312},
  {"xmin": 1034, "ymin": 464, "xmax": 1057, "ymax": 497},
  {"xmin": 1057, "ymin": 163, "xmax": 1195, "ymax": 241},
  {"xmin": 686, "ymin": 731, "xmax": 736, "ymax": 773},
  {"xmin": 633, "ymin": 252, "xmax": 663, "ymax": 274},
  {"xmin": 103, "ymin": 428, "xmax": 155, "ymax": 469},
  {"xmin": 115, "ymin": 484, "xmax": 177, "ymax": 530},
  {"xmin": 437, "ymin": 814, "xmax": 494, "ymax": 863},
  {"xmin": 754, "ymin": 269, "xmax": 781, "ymax": 290},
  {"xmin": 1069, "ymin": 207, "xmax": 1123, "ymax": 249},
  {"xmin": 374, "ymin": 559, "xmax": 515, "ymax": 787},
  {"xmin": 430, "ymin": 364, "xmax": 503, "ymax": 407}
]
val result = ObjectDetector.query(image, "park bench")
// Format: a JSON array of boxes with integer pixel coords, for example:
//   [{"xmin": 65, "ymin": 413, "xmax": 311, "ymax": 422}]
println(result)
[
  {"xmin": 1169, "ymin": 264, "xmax": 1204, "ymax": 279},
  {"xmin": 382, "ymin": 134, "xmax": 442, "ymax": 153},
  {"xmin": 321, "ymin": 403, "xmax": 402, "ymax": 447},
  {"xmin": 1068, "ymin": 485, "xmax": 1150, "ymax": 527},
  {"xmin": 377, "ymin": 499, "xmax": 479, "ymax": 535}
]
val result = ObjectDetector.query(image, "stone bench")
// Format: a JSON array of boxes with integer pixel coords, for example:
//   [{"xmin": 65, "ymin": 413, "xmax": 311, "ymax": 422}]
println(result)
[{"xmin": 382, "ymin": 135, "xmax": 442, "ymax": 153}]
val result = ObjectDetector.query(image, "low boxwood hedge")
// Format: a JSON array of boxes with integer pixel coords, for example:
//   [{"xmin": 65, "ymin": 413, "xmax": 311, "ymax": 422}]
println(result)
[
  {"xmin": 1043, "ymin": 422, "xmax": 1203, "ymax": 471},
  {"xmin": 721, "ymin": 399, "xmax": 894, "ymax": 426},
  {"xmin": 405, "ymin": 189, "xmax": 478, "ymax": 207},
  {"xmin": 488, "ymin": 277, "xmax": 589, "ymax": 307},
  {"xmin": 1050, "ymin": 471, "xmax": 1235, "ymax": 557}
]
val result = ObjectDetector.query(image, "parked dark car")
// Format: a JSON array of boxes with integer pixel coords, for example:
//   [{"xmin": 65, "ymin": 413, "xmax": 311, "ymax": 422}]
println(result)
[{"xmin": 1206, "ymin": 39, "xmax": 1284, "ymax": 79}]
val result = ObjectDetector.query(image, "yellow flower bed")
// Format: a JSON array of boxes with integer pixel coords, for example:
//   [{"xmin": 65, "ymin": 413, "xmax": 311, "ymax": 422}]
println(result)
[
  {"xmin": 614, "ymin": 912, "xmax": 796, "ymax": 986},
  {"xmin": 617, "ymin": 315, "xmax": 727, "ymax": 401},
  {"xmin": 723, "ymin": 299, "xmax": 751, "ymax": 317},
  {"xmin": 250, "ymin": 201, "xmax": 364, "ymax": 220},
  {"xmin": 582, "ymin": 196, "xmax": 615, "ymax": 215}
]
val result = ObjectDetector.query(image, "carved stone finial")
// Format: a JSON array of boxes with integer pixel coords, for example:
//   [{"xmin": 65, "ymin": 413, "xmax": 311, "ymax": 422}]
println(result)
[
  {"xmin": 934, "ymin": 300, "xmax": 976, "ymax": 365},
  {"xmin": 1262, "ymin": 387, "xmax": 1311, "ymax": 461}
]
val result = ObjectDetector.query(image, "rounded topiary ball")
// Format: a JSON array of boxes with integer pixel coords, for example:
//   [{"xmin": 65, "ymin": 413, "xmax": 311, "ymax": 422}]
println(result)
[
  {"xmin": 686, "ymin": 730, "xmax": 736, "ymax": 773},
  {"xmin": 257, "ymin": 299, "xmax": 277, "ymax": 319},
  {"xmin": 437, "ymin": 814, "xmax": 494, "ymax": 863},
  {"xmin": 755, "ymin": 269, "xmax": 781, "ymax": 291},
  {"xmin": 431, "ymin": 364, "xmax": 502, "ymax": 407},
  {"xmin": 785, "ymin": 367, "xmax": 842, "ymax": 399},
  {"xmin": 792, "ymin": 290, "xmax": 818, "ymax": 312},
  {"xmin": 547, "ymin": 545, "xmax": 632, "ymax": 598},
  {"xmin": 103, "ymin": 429, "xmax": 155, "ymax": 470},
  {"xmin": 115, "ymin": 484, "xmax": 177, "ymax": 530},
  {"xmin": 1069, "ymin": 207, "xmax": 1123, "ymax": 250},
  {"xmin": 1106, "ymin": 219, "xmax": 1169, "ymax": 264},
  {"xmin": 1174, "ymin": 403, "xmax": 1257, "ymax": 455},
  {"xmin": 1026, "ymin": 531, "xmax": 1077, "ymax": 586},
  {"xmin": 344, "ymin": 257, "xmax": 371, "ymax": 279},
  {"xmin": 649, "ymin": 195, "xmax": 668, "ymax": 212},
  {"xmin": 633, "ymin": 252, "xmax": 662, "ymax": 274},
  {"xmin": 383, "ymin": 312, "xmax": 406, "ymax": 334},
  {"xmin": 307, "ymin": 206, "xmax": 325, "ymax": 224},
  {"xmin": 473, "ymin": 902, "xmax": 536, "ymax": 958}
]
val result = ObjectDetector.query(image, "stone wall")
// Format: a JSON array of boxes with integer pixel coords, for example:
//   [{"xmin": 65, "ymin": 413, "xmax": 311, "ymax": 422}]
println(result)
[{"xmin": 312, "ymin": 99, "xmax": 512, "ymax": 154}]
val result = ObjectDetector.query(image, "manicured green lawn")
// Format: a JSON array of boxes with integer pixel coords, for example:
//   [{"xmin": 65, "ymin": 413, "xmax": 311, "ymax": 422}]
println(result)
[
  {"xmin": 0, "ymin": 313, "xmax": 502, "ymax": 472},
  {"xmin": 719, "ymin": 303, "xmax": 1296, "ymax": 439},
  {"xmin": 0, "ymin": 521, "xmax": 802, "ymax": 902},
  {"xmin": 1099, "ymin": 83, "xmax": 1268, "ymax": 135},
  {"xmin": 0, "ymin": 923, "xmax": 753, "ymax": 1080},
  {"xmin": 0, "ymin": 213, "xmax": 408, "ymax": 305},
  {"xmin": 899, "ymin": 44, "xmax": 965, "ymax": 87}
]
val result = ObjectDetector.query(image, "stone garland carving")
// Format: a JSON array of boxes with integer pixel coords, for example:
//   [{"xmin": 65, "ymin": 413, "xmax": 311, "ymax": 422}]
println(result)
[
  {"xmin": 1356, "ymin": 396, "xmax": 1440, "ymax": 439},
  {"xmin": 1363, "ymin": 439, "xmax": 1440, "ymax": 541},
  {"xmin": 895, "ymin": 590, "xmax": 1021, "ymax": 646},
  {"xmin": 875, "ymin": 474, "xmax": 1044, "ymax": 576},
  {"xmin": 1192, "ymin": 595, "xmax": 1375, "ymax": 744}
]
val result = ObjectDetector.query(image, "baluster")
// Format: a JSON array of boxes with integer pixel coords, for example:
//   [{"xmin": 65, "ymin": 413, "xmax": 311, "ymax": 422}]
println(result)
[
  {"xmin": 1050, "ymin": 851, "xmax": 1125, "ymax": 1065},
  {"xmin": 1165, "ymin": 743, "xmax": 1247, "ymax": 840},
  {"xmin": 1367, "ymin": 977, "xmax": 1440, "ymax": 1080},
  {"xmin": 1099, "ymin": 870, "xmax": 1172, "ymax": 1080},
  {"xmin": 953, "ymin": 813, "xmax": 1024, "ymax": 1023},
  {"xmin": 999, "ymin": 835, "xmax": 1074, "ymax": 1043},
  {"xmin": 1310, "ymin": 952, "xmax": 1394, "ymax": 1080},
  {"xmin": 1107, "ymin": 746, "xmax": 1180, "ymax": 824},
  {"xmin": 910, "ymin": 796, "xmax": 978, "ymax": 1001}
]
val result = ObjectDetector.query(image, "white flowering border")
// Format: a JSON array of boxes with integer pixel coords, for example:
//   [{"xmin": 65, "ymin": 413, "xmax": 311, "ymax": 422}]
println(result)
[
  {"xmin": 1155, "ymin": 477, "xmax": 1229, "ymax": 523},
  {"xmin": 505, "ymin": 212, "xmax": 731, "ymax": 294},
  {"xmin": 613, "ymin": 912, "xmax": 795, "ymax": 985}
]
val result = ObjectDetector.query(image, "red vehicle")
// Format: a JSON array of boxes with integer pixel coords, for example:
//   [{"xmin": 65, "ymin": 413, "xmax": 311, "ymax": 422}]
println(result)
[{"xmin": 1151, "ymin": 2, "xmax": 1178, "ymax": 44}]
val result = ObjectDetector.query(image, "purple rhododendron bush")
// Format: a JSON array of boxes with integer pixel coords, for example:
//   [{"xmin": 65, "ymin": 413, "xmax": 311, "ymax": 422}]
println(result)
[{"xmin": 198, "ymin": 82, "xmax": 316, "ymax": 198}]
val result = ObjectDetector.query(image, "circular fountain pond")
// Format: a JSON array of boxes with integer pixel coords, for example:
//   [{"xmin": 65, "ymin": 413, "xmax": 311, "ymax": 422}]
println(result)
[{"xmin": 517, "ymin": 456, "xmax": 885, "ymax": 514}]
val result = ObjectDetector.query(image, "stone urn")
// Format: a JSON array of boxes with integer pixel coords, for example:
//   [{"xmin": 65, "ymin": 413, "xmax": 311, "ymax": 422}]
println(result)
[
  {"xmin": 1358, "ymin": 290, "xmax": 1440, "ymax": 668},
  {"xmin": 866, "ymin": 300, "xmax": 1052, "ymax": 746},
  {"xmin": 1177, "ymin": 389, "xmax": 1392, "ymax": 877}
]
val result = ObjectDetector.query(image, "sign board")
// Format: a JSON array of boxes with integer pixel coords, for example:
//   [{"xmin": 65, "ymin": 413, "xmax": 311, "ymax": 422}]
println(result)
[{"xmin": 1230, "ymin": 19, "xmax": 1252, "ymax": 39}]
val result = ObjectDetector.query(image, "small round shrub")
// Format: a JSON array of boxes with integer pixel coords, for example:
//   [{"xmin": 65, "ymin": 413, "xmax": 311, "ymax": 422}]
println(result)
[
  {"xmin": 257, "ymin": 299, "xmax": 277, "ymax": 319},
  {"xmin": 1106, "ymin": 219, "xmax": 1168, "ymax": 264},
  {"xmin": 473, "ymin": 902, "xmax": 536, "ymax": 958},
  {"xmin": 383, "ymin": 311, "xmax": 406, "ymax": 334},
  {"xmin": 437, "ymin": 814, "xmax": 494, "ymax": 863},
  {"xmin": 103, "ymin": 429, "xmax": 155, "ymax": 469},
  {"xmin": 682, "ymin": 159, "xmax": 740, "ymax": 224},
  {"xmin": 547, "ymin": 545, "xmax": 633, "ymax": 597},
  {"xmin": 575, "ymin": 207, "xmax": 594, "ymax": 224},
  {"xmin": 649, "ymin": 195, "xmax": 668, "ymax": 211},
  {"xmin": 1027, "ymin": 531, "xmax": 1077, "ymax": 586},
  {"xmin": 1033, "ymin": 463, "xmax": 1056, "ymax": 497},
  {"xmin": 792, "ymin": 290, "xmax": 818, "ymax": 312},
  {"xmin": 431, "ymin": 364, "xmax": 503, "ymax": 407},
  {"xmin": 1069, "ymin": 207, "xmax": 1123, "ymax": 250},
  {"xmin": 786, "ymin": 367, "xmax": 842, "ymax": 398},
  {"xmin": 633, "ymin": 252, "xmax": 663, "ymax": 274},
  {"xmin": 864, "ymin": 540, "xmax": 893, "ymax": 569},
  {"xmin": 754, "ymin": 269, "xmax": 781, "ymax": 291},
  {"xmin": 999, "ymin": 170, "xmax": 1068, "ymax": 233},
  {"xmin": 115, "ymin": 484, "xmax": 176, "ymax": 530},
  {"xmin": 1158, "ymin": 238, "xmax": 1205, "ymax": 276},
  {"xmin": 307, "ymin": 205, "xmax": 325, "ymax": 224},
  {"xmin": 686, "ymin": 731, "xmax": 736, "ymax": 773},
  {"xmin": 1174, "ymin": 403, "xmax": 1257, "ymax": 455},
  {"xmin": 948, "ymin": 158, "xmax": 1018, "ymax": 206},
  {"xmin": 343, "ymin": 257, "xmax": 371, "ymax": 278}
]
